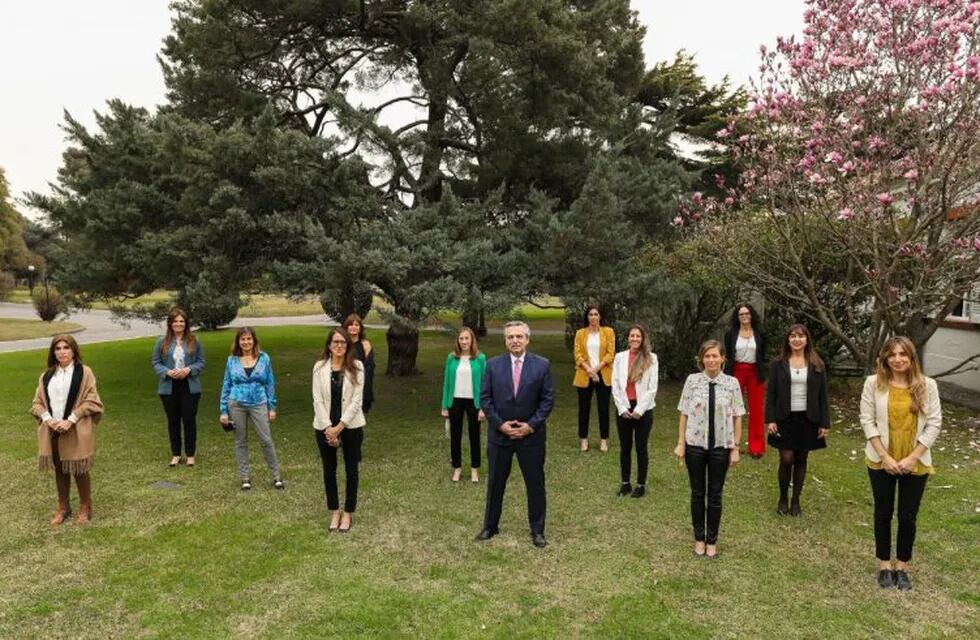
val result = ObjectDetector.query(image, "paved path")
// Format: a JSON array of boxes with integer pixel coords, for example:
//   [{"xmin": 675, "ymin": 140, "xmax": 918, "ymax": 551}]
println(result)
[{"xmin": 0, "ymin": 303, "xmax": 334, "ymax": 353}]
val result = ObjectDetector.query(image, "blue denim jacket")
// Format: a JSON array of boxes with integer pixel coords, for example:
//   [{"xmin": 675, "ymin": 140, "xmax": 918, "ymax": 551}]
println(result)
[
  {"xmin": 220, "ymin": 352, "xmax": 277, "ymax": 414},
  {"xmin": 151, "ymin": 337, "xmax": 207, "ymax": 395}
]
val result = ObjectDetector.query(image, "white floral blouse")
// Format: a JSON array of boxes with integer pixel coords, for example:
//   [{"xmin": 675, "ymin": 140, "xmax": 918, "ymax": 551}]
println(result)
[{"xmin": 677, "ymin": 372, "xmax": 746, "ymax": 449}]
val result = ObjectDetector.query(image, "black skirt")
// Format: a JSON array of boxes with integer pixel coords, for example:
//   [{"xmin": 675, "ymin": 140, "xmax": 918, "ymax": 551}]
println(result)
[{"xmin": 768, "ymin": 411, "xmax": 827, "ymax": 451}]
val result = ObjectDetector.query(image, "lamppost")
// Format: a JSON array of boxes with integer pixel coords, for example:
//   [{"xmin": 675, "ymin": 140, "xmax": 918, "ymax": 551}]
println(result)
[{"xmin": 27, "ymin": 264, "xmax": 35, "ymax": 295}]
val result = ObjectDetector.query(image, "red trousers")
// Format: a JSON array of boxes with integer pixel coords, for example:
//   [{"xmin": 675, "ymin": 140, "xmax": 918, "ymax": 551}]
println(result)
[{"xmin": 733, "ymin": 362, "xmax": 766, "ymax": 456}]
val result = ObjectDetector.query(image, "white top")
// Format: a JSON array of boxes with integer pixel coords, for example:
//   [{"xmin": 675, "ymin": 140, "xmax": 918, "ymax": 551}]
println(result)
[
  {"xmin": 173, "ymin": 340, "xmax": 186, "ymax": 369},
  {"xmin": 454, "ymin": 356, "xmax": 473, "ymax": 399},
  {"xmin": 790, "ymin": 366, "xmax": 808, "ymax": 411},
  {"xmin": 610, "ymin": 350, "xmax": 659, "ymax": 416},
  {"xmin": 42, "ymin": 363, "xmax": 79, "ymax": 424},
  {"xmin": 677, "ymin": 372, "xmax": 746, "ymax": 449},
  {"xmin": 586, "ymin": 331, "xmax": 601, "ymax": 368},
  {"xmin": 735, "ymin": 335, "xmax": 756, "ymax": 363}
]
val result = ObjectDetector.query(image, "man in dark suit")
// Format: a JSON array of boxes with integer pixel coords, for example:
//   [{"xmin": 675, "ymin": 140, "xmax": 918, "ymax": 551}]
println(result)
[{"xmin": 476, "ymin": 321, "xmax": 555, "ymax": 548}]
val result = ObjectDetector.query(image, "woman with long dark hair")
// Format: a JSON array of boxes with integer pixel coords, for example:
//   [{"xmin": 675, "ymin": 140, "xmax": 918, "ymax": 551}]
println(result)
[
  {"xmin": 219, "ymin": 327, "xmax": 283, "ymax": 491},
  {"xmin": 343, "ymin": 314, "xmax": 375, "ymax": 414},
  {"xmin": 860, "ymin": 336, "xmax": 942, "ymax": 590},
  {"xmin": 724, "ymin": 303, "xmax": 767, "ymax": 458},
  {"xmin": 152, "ymin": 308, "xmax": 206, "ymax": 467},
  {"xmin": 31, "ymin": 335, "xmax": 104, "ymax": 525},
  {"xmin": 313, "ymin": 328, "xmax": 366, "ymax": 533},
  {"xmin": 440, "ymin": 327, "xmax": 487, "ymax": 483},
  {"xmin": 572, "ymin": 305, "xmax": 615, "ymax": 452},
  {"xmin": 765, "ymin": 324, "xmax": 830, "ymax": 516},
  {"xmin": 610, "ymin": 324, "xmax": 659, "ymax": 497}
]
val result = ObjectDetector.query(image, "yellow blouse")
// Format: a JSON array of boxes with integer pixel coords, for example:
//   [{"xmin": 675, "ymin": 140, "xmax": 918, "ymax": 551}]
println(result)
[{"xmin": 866, "ymin": 385, "xmax": 934, "ymax": 475}]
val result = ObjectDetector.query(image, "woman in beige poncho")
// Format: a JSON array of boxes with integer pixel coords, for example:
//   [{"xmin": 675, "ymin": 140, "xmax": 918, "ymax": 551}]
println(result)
[{"xmin": 30, "ymin": 335, "xmax": 104, "ymax": 525}]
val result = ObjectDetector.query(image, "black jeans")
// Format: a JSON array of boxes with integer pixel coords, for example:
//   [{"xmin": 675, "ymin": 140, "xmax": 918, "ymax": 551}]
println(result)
[
  {"xmin": 577, "ymin": 380, "xmax": 611, "ymax": 439},
  {"xmin": 868, "ymin": 468, "xmax": 928, "ymax": 562},
  {"xmin": 448, "ymin": 397, "xmax": 481, "ymax": 469},
  {"xmin": 685, "ymin": 446, "xmax": 731, "ymax": 544},
  {"xmin": 159, "ymin": 378, "xmax": 200, "ymax": 457},
  {"xmin": 315, "ymin": 427, "xmax": 364, "ymax": 512},
  {"xmin": 616, "ymin": 401, "xmax": 653, "ymax": 484}
]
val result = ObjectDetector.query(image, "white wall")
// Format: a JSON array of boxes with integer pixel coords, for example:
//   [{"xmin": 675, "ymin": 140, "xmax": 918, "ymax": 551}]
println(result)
[{"xmin": 923, "ymin": 326, "xmax": 980, "ymax": 393}]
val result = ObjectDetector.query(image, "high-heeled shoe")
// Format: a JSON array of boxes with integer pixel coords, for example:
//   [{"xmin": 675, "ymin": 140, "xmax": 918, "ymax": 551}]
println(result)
[
  {"xmin": 74, "ymin": 509, "xmax": 92, "ymax": 525},
  {"xmin": 600, "ymin": 439, "xmax": 609, "ymax": 452},
  {"xmin": 169, "ymin": 456, "xmax": 181, "ymax": 468},
  {"xmin": 338, "ymin": 514, "xmax": 353, "ymax": 533},
  {"xmin": 50, "ymin": 508, "xmax": 72, "ymax": 527},
  {"xmin": 580, "ymin": 439, "xmax": 589, "ymax": 452}
]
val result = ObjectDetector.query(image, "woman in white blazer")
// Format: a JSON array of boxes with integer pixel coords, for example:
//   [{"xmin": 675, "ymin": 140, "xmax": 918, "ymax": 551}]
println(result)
[
  {"xmin": 859, "ymin": 336, "xmax": 941, "ymax": 591},
  {"xmin": 313, "ymin": 328, "xmax": 366, "ymax": 533},
  {"xmin": 611, "ymin": 324, "xmax": 659, "ymax": 498}
]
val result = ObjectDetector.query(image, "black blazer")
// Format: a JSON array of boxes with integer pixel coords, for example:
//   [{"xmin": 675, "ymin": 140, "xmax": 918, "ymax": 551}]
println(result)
[
  {"xmin": 723, "ymin": 329, "xmax": 767, "ymax": 382},
  {"xmin": 764, "ymin": 359, "xmax": 830, "ymax": 428}
]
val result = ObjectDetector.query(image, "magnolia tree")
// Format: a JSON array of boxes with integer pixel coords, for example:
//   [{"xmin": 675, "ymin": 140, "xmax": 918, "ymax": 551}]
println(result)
[{"xmin": 683, "ymin": 0, "xmax": 980, "ymax": 373}]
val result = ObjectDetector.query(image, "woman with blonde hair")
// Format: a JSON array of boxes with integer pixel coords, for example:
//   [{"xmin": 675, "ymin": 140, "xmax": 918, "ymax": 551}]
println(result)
[
  {"xmin": 152, "ymin": 308, "xmax": 206, "ymax": 467},
  {"xmin": 31, "ymin": 335, "xmax": 104, "ymax": 525},
  {"xmin": 674, "ymin": 340, "xmax": 744, "ymax": 558},
  {"xmin": 440, "ymin": 326, "xmax": 487, "ymax": 483},
  {"xmin": 860, "ymin": 336, "xmax": 941, "ymax": 590},
  {"xmin": 610, "ymin": 324, "xmax": 659, "ymax": 497}
]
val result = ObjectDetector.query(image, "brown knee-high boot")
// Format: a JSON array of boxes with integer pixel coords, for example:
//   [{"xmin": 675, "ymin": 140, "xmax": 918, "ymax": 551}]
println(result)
[{"xmin": 74, "ymin": 473, "xmax": 93, "ymax": 524}]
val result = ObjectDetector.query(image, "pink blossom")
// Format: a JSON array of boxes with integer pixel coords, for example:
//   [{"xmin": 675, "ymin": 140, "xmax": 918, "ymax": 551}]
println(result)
[
  {"xmin": 672, "ymin": 216, "xmax": 684, "ymax": 227},
  {"xmin": 903, "ymin": 169, "xmax": 919, "ymax": 181},
  {"xmin": 877, "ymin": 193, "xmax": 894, "ymax": 205},
  {"xmin": 824, "ymin": 151, "xmax": 843, "ymax": 165},
  {"xmin": 724, "ymin": 197, "xmax": 735, "ymax": 205},
  {"xmin": 838, "ymin": 207, "xmax": 855, "ymax": 220}
]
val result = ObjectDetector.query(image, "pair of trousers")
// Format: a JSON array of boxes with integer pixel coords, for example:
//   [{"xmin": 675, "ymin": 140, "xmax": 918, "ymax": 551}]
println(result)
[
  {"xmin": 868, "ymin": 468, "xmax": 928, "ymax": 562},
  {"xmin": 315, "ymin": 427, "xmax": 364, "ymax": 512},
  {"xmin": 577, "ymin": 380, "xmax": 611, "ymax": 439},
  {"xmin": 733, "ymin": 363, "xmax": 766, "ymax": 455},
  {"xmin": 685, "ymin": 445, "xmax": 731, "ymax": 544},
  {"xmin": 448, "ymin": 397, "xmax": 481, "ymax": 469},
  {"xmin": 483, "ymin": 440, "xmax": 546, "ymax": 535},
  {"xmin": 616, "ymin": 401, "xmax": 653, "ymax": 484},
  {"xmin": 228, "ymin": 401, "xmax": 281, "ymax": 481},
  {"xmin": 159, "ymin": 378, "xmax": 200, "ymax": 457},
  {"xmin": 51, "ymin": 433, "xmax": 92, "ymax": 509}
]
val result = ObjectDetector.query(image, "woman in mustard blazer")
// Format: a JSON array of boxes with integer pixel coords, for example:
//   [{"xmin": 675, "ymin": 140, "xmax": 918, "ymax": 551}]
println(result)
[{"xmin": 573, "ymin": 305, "xmax": 615, "ymax": 452}]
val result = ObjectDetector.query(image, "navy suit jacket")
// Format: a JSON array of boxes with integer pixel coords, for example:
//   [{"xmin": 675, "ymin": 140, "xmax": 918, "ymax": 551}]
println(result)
[{"xmin": 481, "ymin": 351, "xmax": 555, "ymax": 447}]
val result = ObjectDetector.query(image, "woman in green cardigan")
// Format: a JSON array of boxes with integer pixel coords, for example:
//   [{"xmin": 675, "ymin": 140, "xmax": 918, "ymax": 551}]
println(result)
[{"xmin": 441, "ymin": 327, "xmax": 487, "ymax": 483}]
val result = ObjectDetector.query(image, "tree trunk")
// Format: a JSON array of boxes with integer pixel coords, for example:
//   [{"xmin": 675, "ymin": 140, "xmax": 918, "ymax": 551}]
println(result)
[{"xmin": 386, "ymin": 321, "xmax": 419, "ymax": 376}]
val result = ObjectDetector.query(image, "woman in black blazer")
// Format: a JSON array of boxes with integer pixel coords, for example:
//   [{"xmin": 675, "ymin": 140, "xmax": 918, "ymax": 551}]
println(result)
[
  {"xmin": 765, "ymin": 324, "xmax": 830, "ymax": 516},
  {"xmin": 724, "ymin": 304, "xmax": 768, "ymax": 458}
]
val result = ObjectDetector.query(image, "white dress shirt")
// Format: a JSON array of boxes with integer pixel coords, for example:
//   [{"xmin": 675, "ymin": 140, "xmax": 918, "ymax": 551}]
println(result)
[{"xmin": 42, "ymin": 363, "xmax": 79, "ymax": 424}]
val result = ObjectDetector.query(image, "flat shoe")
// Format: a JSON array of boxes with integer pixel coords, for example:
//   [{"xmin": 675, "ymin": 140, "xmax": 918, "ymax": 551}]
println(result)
[
  {"xmin": 241, "ymin": 479, "xmax": 252, "ymax": 491},
  {"xmin": 894, "ymin": 570, "xmax": 912, "ymax": 590},
  {"xmin": 877, "ymin": 569, "xmax": 896, "ymax": 588}
]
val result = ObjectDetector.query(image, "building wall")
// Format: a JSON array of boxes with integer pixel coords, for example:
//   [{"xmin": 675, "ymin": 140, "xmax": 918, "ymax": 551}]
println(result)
[{"xmin": 923, "ymin": 325, "xmax": 980, "ymax": 393}]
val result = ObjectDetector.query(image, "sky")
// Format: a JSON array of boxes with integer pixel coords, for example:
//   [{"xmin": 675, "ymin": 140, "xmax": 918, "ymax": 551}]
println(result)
[{"xmin": 0, "ymin": 1, "xmax": 804, "ymax": 212}]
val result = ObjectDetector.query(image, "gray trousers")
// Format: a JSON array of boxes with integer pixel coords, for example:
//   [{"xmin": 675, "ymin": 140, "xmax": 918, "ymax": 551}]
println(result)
[{"xmin": 228, "ymin": 401, "xmax": 281, "ymax": 481}]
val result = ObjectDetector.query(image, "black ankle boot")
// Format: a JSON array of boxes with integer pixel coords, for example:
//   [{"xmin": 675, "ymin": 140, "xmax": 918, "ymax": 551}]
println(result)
[
  {"xmin": 617, "ymin": 482, "xmax": 632, "ymax": 496},
  {"xmin": 777, "ymin": 495, "xmax": 789, "ymax": 515}
]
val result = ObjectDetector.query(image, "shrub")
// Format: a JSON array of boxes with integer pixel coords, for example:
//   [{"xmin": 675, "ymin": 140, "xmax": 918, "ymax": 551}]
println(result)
[
  {"xmin": 32, "ymin": 285, "xmax": 66, "ymax": 321},
  {"xmin": 0, "ymin": 271, "xmax": 14, "ymax": 301}
]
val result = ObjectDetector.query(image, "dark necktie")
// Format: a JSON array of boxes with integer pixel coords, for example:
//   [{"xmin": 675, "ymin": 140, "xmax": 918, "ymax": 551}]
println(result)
[{"xmin": 708, "ymin": 381, "xmax": 717, "ymax": 449}]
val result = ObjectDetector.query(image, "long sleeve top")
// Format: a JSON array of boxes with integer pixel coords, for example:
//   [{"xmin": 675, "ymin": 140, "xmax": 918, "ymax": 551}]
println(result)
[{"xmin": 220, "ymin": 352, "xmax": 277, "ymax": 415}]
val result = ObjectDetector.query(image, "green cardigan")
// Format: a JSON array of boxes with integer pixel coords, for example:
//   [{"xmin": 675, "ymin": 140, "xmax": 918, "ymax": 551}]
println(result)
[{"xmin": 441, "ymin": 352, "xmax": 487, "ymax": 410}]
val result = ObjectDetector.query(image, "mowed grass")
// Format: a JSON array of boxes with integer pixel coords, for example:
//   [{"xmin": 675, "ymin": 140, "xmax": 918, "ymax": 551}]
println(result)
[
  {"xmin": 0, "ymin": 318, "xmax": 83, "ymax": 341},
  {"xmin": 0, "ymin": 327, "xmax": 977, "ymax": 639}
]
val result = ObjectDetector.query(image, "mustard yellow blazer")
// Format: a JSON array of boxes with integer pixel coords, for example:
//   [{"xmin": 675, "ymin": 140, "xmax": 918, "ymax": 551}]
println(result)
[{"xmin": 573, "ymin": 326, "xmax": 615, "ymax": 387}]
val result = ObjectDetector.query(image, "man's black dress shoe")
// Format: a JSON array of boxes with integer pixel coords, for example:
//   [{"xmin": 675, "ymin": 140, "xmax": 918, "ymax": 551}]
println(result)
[
  {"xmin": 630, "ymin": 485, "xmax": 646, "ymax": 498},
  {"xmin": 474, "ymin": 529, "xmax": 497, "ymax": 541},
  {"xmin": 894, "ymin": 570, "xmax": 912, "ymax": 590},
  {"xmin": 531, "ymin": 533, "xmax": 547, "ymax": 548},
  {"xmin": 617, "ymin": 483, "xmax": 632, "ymax": 496},
  {"xmin": 877, "ymin": 569, "xmax": 896, "ymax": 588}
]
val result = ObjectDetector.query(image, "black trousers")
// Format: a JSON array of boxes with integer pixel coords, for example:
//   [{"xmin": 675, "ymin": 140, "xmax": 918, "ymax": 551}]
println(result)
[
  {"xmin": 448, "ymin": 397, "xmax": 481, "ymax": 469},
  {"xmin": 685, "ymin": 446, "xmax": 731, "ymax": 544},
  {"xmin": 159, "ymin": 378, "xmax": 200, "ymax": 457},
  {"xmin": 483, "ymin": 440, "xmax": 546, "ymax": 536},
  {"xmin": 868, "ymin": 468, "xmax": 928, "ymax": 562},
  {"xmin": 616, "ymin": 401, "xmax": 653, "ymax": 484},
  {"xmin": 577, "ymin": 380, "xmax": 611, "ymax": 439},
  {"xmin": 315, "ymin": 427, "xmax": 364, "ymax": 512}
]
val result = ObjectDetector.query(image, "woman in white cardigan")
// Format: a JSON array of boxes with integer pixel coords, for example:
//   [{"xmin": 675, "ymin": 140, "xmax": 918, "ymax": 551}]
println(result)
[
  {"xmin": 611, "ymin": 324, "xmax": 659, "ymax": 498},
  {"xmin": 860, "ymin": 336, "xmax": 941, "ymax": 591},
  {"xmin": 313, "ymin": 328, "xmax": 366, "ymax": 533}
]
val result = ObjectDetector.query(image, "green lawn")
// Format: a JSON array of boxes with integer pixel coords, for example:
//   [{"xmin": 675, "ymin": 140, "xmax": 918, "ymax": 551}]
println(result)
[
  {"xmin": 0, "ymin": 318, "xmax": 83, "ymax": 341},
  {"xmin": 0, "ymin": 327, "xmax": 977, "ymax": 638}
]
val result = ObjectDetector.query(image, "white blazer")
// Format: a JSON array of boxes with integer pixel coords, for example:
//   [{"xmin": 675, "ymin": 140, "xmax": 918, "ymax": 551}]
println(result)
[
  {"xmin": 611, "ymin": 350, "xmax": 659, "ymax": 416},
  {"xmin": 859, "ymin": 374, "xmax": 941, "ymax": 466},
  {"xmin": 312, "ymin": 360, "xmax": 366, "ymax": 430}
]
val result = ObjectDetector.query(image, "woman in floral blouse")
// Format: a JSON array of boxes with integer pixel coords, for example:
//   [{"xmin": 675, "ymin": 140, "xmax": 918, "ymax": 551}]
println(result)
[{"xmin": 674, "ymin": 340, "xmax": 745, "ymax": 558}]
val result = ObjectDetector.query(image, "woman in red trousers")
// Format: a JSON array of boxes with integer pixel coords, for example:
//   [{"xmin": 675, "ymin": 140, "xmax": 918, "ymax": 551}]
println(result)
[{"xmin": 724, "ymin": 304, "xmax": 768, "ymax": 458}]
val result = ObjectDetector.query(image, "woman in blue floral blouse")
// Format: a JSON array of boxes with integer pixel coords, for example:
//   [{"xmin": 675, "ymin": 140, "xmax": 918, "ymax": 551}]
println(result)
[
  {"xmin": 219, "ymin": 327, "xmax": 283, "ymax": 491},
  {"xmin": 674, "ymin": 340, "xmax": 745, "ymax": 558}
]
